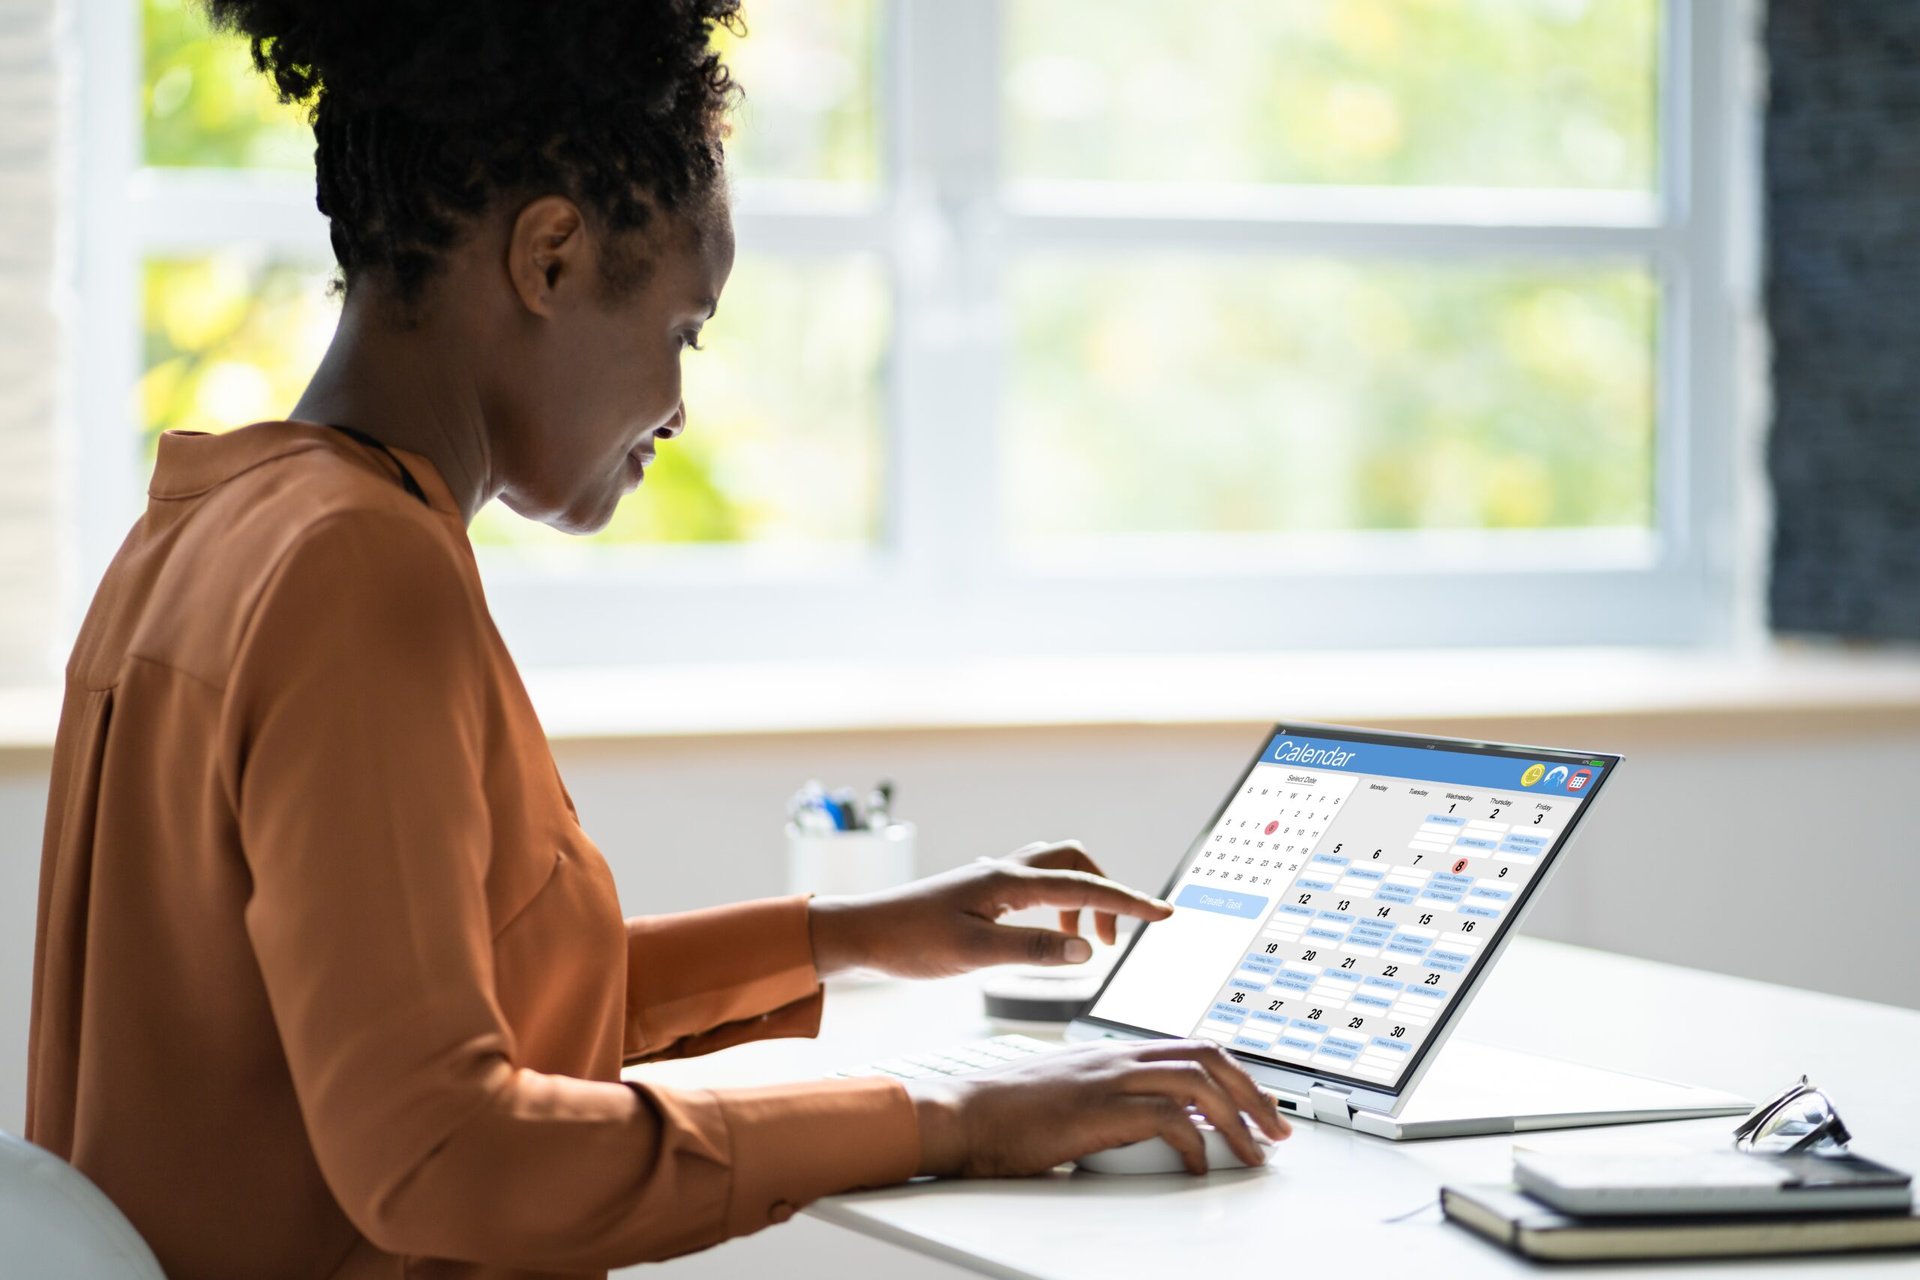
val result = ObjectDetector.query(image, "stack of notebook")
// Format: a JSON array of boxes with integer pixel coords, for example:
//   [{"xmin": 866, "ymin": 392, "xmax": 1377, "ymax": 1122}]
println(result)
[{"xmin": 1443, "ymin": 1148, "xmax": 1920, "ymax": 1262}]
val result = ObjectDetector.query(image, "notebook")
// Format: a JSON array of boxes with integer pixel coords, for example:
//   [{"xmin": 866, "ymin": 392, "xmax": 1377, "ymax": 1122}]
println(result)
[{"xmin": 1442, "ymin": 1182, "xmax": 1920, "ymax": 1262}]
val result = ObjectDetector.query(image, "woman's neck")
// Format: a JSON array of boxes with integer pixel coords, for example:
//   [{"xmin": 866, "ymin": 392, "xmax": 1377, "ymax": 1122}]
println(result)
[{"xmin": 291, "ymin": 295, "xmax": 497, "ymax": 524}]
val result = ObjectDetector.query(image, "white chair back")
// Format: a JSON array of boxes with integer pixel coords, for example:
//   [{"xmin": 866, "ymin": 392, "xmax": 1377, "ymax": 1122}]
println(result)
[{"xmin": 0, "ymin": 1130, "xmax": 166, "ymax": 1278}]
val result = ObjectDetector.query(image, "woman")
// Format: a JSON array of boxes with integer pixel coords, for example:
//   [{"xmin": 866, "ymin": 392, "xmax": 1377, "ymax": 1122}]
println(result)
[{"xmin": 26, "ymin": 3, "xmax": 1287, "ymax": 1277}]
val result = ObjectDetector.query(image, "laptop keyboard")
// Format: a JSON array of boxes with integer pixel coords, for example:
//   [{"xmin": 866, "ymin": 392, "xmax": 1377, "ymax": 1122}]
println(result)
[{"xmin": 831, "ymin": 1033, "xmax": 1065, "ymax": 1080}]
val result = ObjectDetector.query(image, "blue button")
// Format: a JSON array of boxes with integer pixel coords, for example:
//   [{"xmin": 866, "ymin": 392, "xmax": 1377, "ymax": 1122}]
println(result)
[
  {"xmin": 1230, "ymin": 1035, "xmax": 1275, "ymax": 1054},
  {"xmin": 1173, "ymin": 885, "xmax": 1270, "ymax": 920},
  {"xmin": 1370, "ymin": 1036, "xmax": 1412, "ymax": 1053}
]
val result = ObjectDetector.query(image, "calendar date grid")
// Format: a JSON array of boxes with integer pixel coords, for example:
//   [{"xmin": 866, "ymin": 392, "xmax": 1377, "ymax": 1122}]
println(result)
[{"xmin": 1186, "ymin": 779, "xmax": 1571, "ymax": 1086}]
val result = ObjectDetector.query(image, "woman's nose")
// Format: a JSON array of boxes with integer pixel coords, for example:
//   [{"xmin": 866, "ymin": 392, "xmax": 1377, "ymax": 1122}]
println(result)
[{"xmin": 656, "ymin": 402, "xmax": 686, "ymax": 440}]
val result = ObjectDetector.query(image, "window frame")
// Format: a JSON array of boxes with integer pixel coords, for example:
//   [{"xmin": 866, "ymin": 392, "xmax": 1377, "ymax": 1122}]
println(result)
[{"xmin": 69, "ymin": 0, "xmax": 1746, "ymax": 668}]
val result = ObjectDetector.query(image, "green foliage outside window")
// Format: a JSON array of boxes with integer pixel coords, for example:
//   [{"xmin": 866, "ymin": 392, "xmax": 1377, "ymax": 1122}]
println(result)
[
  {"xmin": 143, "ymin": 0, "xmax": 310, "ymax": 168},
  {"xmin": 1008, "ymin": 0, "xmax": 1657, "ymax": 189},
  {"xmin": 1009, "ymin": 259, "xmax": 1654, "ymax": 538}
]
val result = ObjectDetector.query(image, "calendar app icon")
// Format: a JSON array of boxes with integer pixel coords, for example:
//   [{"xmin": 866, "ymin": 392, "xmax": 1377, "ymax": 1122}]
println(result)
[{"xmin": 1567, "ymin": 768, "xmax": 1592, "ymax": 793}]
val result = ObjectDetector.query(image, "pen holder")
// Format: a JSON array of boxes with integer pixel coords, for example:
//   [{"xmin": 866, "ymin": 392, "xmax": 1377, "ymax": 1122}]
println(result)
[{"xmin": 786, "ymin": 821, "xmax": 916, "ymax": 898}]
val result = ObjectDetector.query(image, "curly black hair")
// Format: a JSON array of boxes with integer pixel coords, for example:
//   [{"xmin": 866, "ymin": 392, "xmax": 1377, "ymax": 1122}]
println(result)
[{"xmin": 207, "ymin": 0, "xmax": 743, "ymax": 303}]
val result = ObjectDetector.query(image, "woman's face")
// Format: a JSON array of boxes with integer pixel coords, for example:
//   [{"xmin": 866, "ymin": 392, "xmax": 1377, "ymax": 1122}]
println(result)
[{"xmin": 489, "ymin": 201, "xmax": 736, "ymax": 535}]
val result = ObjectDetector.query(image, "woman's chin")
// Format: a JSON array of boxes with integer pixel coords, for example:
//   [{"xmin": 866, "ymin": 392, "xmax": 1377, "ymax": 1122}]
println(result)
[{"xmin": 500, "ymin": 485, "xmax": 621, "ymax": 537}]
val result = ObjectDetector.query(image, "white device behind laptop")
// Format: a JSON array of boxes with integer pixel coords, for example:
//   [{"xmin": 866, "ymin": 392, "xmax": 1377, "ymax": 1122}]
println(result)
[{"xmin": 1068, "ymin": 721, "xmax": 1749, "ymax": 1140}]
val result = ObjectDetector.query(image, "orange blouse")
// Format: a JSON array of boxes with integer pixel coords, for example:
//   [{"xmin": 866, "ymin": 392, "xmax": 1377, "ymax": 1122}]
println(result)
[{"xmin": 26, "ymin": 422, "xmax": 918, "ymax": 1279}]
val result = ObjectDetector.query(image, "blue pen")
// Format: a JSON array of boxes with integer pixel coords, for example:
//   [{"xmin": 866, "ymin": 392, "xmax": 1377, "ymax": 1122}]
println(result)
[{"xmin": 830, "ymin": 787, "xmax": 863, "ymax": 831}]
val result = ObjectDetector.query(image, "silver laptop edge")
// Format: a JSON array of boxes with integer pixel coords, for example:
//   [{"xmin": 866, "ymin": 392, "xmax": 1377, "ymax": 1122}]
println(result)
[{"xmin": 1064, "ymin": 720, "xmax": 1721, "ymax": 1137}]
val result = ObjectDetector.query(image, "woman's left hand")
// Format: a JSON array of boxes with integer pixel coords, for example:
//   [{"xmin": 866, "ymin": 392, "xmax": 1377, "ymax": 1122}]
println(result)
[{"xmin": 808, "ymin": 840, "xmax": 1172, "ymax": 980}]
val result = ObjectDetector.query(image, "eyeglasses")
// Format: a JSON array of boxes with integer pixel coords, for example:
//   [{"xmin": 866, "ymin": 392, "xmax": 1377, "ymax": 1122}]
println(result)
[{"xmin": 1731, "ymin": 1075, "xmax": 1852, "ymax": 1155}]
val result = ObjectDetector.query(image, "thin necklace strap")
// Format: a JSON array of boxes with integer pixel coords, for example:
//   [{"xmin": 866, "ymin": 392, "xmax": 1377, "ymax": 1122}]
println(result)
[{"xmin": 319, "ymin": 422, "xmax": 429, "ymax": 507}]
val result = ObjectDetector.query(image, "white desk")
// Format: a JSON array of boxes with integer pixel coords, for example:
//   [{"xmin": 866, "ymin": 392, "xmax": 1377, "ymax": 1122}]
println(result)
[{"xmin": 626, "ymin": 938, "xmax": 1920, "ymax": 1278}]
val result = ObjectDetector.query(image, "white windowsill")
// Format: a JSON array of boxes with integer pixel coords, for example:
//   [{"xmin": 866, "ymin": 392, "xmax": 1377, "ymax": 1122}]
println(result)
[{"xmin": 9, "ymin": 643, "xmax": 1919, "ymax": 756}]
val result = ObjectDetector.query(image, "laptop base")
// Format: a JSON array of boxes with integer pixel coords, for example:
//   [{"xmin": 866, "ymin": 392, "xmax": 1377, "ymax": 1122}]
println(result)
[{"xmin": 1305, "ymin": 1038, "xmax": 1750, "ymax": 1141}]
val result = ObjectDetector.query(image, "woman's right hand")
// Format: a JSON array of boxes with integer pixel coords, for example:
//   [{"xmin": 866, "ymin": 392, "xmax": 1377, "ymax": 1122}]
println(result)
[{"xmin": 905, "ymin": 1040, "xmax": 1292, "ymax": 1178}]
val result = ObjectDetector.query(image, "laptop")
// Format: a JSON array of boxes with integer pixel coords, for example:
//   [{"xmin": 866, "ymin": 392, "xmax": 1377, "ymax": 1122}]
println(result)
[{"xmin": 1062, "ymin": 721, "xmax": 1750, "ymax": 1139}]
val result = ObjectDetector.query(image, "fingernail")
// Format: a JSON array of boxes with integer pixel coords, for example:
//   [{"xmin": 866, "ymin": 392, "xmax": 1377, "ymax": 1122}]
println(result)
[{"xmin": 1063, "ymin": 938, "xmax": 1092, "ymax": 962}]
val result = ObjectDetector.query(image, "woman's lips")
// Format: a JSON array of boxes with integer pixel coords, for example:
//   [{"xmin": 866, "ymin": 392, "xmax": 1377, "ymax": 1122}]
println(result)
[{"xmin": 623, "ymin": 446, "xmax": 651, "ymax": 487}]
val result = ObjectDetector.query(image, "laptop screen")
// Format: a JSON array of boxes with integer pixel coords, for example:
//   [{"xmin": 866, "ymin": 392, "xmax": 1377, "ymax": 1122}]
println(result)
[{"xmin": 1083, "ymin": 724, "xmax": 1618, "ymax": 1095}]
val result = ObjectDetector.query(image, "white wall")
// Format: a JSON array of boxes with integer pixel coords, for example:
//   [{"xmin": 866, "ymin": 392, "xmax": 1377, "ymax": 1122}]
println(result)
[
  {"xmin": 542, "ymin": 713, "xmax": 1920, "ymax": 1011},
  {"xmin": 3, "ymin": 710, "xmax": 1917, "ymax": 1276}
]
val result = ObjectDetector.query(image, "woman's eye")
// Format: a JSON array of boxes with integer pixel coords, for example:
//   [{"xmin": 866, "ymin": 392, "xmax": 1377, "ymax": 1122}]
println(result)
[{"xmin": 679, "ymin": 332, "xmax": 704, "ymax": 352}]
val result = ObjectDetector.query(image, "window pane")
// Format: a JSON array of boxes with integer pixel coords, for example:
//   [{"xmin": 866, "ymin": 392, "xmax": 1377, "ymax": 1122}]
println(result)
[
  {"xmin": 140, "ymin": 252, "xmax": 888, "ymax": 549},
  {"xmin": 1006, "ymin": 258, "xmax": 1654, "ymax": 539},
  {"xmin": 141, "ymin": 253, "xmax": 335, "ymax": 449},
  {"xmin": 1006, "ymin": 0, "xmax": 1658, "ymax": 189},
  {"xmin": 711, "ymin": 0, "xmax": 881, "ymax": 185},
  {"xmin": 142, "ymin": 0, "xmax": 314, "ymax": 169},
  {"xmin": 471, "ymin": 254, "xmax": 889, "ymax": 549}
]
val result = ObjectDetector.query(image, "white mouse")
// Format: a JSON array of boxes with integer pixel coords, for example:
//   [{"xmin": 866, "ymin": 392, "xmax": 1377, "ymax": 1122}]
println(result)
[{"xmin": 1075, "ymin": 1119, "xmax": 1274, "ymax": 1175}]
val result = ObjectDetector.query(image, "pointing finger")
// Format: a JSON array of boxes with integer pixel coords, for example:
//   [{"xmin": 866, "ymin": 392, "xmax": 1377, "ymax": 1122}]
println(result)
[{"xmin": 990, "ymin": 866, "xmax": 1172, "ymax": 923}]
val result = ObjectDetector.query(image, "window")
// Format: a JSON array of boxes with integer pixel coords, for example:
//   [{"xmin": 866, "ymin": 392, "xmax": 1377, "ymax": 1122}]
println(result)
[{"xmin": 75, "ymin": 1, "xmax": 1740, "ymax": 667}]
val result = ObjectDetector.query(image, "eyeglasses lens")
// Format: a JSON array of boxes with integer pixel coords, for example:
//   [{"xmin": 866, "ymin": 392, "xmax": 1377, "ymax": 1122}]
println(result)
[{"xmin": 1744, "ymin": 1087, "xmax": 1847, "ymax": 1153}]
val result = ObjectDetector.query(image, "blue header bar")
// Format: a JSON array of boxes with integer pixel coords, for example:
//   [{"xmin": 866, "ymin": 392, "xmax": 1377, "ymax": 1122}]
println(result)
[{"xmin": 1261, "ymin": 734, "xmax": 1606, "ymax": 797}]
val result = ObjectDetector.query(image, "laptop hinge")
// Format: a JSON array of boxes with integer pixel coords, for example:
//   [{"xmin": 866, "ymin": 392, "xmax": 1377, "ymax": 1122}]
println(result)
[{"xmin": 1308, "ymin": 1083, "xmax": 1355, "ymax": 1125}]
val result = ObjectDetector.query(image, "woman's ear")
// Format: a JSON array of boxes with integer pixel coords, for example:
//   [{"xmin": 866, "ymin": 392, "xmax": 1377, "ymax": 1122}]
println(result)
[{"xmin": 505, "ymin": 196, "xmax": 589, "ymax": 317}]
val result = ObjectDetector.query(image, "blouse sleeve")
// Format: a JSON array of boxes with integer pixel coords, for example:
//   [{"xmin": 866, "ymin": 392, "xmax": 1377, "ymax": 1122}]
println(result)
[
  {"xmin": 222, "ymin": 512, "xmax": 918, "ymax": 1270},
  {"xmin": 623, "ymin": 896, "xmax": 829, "ymax": 1063}
]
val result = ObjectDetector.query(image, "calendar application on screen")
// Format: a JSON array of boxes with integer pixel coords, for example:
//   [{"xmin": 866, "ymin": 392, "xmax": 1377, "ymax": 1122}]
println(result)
[{"xmin": 1089, "ymin": 731, "xmax": 1609, "ymax": 1092}]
